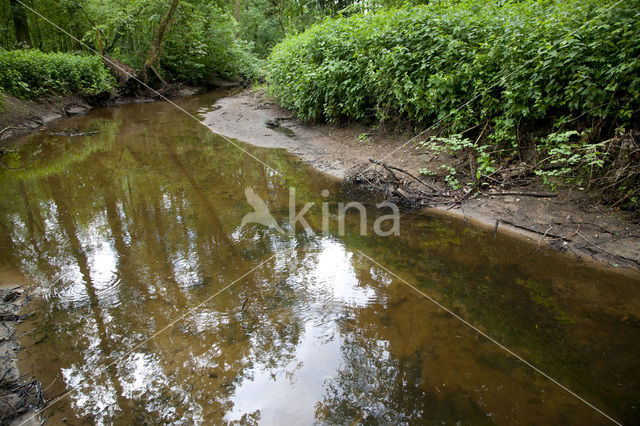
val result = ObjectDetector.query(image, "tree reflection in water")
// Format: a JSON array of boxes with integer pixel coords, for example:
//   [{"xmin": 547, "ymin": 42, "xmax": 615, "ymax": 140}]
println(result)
[{"xmin": 0, "ymin": 93, "xmax": 638, "ymax": 424}]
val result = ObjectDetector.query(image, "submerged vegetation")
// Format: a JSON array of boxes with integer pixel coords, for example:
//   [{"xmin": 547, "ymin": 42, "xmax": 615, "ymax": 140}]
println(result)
[{"xmin": 268, "ymin": 0, "xmax": 640, "ymax": 209}]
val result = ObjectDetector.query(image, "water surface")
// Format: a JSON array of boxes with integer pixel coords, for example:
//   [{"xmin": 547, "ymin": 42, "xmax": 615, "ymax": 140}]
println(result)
[{"xmin": 0, "ymin": 92, "xmax": 639, "ymax": 424}]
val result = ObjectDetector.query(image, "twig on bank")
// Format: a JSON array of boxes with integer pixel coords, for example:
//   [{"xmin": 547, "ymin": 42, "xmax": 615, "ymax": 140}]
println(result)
[
  {"xmin": 446, "ymin": 188, "xmax": 474, "ymax": 210},
  {"xmin": 537, "ymin": 226, "xmax": 554, "ymax": 247},
  {"xmin": 499, "ymin": 219, "xmax": 569, "ymax": 241},
  {"xmin": 369, "ymin": 158, "xmax": 399, "ymax": 181},
  {"xmin": 369, "ymin": 158, "xmax": 439, "ymax": 191},
  {"xmin": 575, "ymin": 231, "xmax": 640, "ymax": 269},
  {"xmin": 484, "ymin": 191, "xmax": 558, "ymax": 198},
  {"xmin": 0, "ymin": 126, "xmax": 15, "ymax": 139}
]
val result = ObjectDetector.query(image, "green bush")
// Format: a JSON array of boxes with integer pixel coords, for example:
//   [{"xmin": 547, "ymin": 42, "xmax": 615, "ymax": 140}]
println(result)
[
  {"xmin": 268, "ymin": 0, "xmax": 639, "ymax": 132},
  {"xmin": 0, "ymin": 49, "xmax": 115, "ymax": 99},
  {"xmin": 268, "ymin": 0, "xmax": 640, "ymax": 206}
]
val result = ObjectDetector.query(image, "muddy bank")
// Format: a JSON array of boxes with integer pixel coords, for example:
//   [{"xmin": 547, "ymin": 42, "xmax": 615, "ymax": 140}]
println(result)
[
  {"xmin": 0, "ymin": 84, "xmax": 222, "ymax": 143},
  {"xmin": 205, "ymin": 89, "xmax": 640, "ymax": 271},
  {"xmin": 0, "ymin": 287, "xmax": 43, "ymax": 425},
  {"xmin": 0, "ymin": 93, "xmax": 92, "ymax": 141}
]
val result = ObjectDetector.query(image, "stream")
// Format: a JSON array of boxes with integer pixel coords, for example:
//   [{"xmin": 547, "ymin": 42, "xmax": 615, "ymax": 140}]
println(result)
[{"xmin": 0, "ymin": 91, "xmax": 639, "ymax": 424}]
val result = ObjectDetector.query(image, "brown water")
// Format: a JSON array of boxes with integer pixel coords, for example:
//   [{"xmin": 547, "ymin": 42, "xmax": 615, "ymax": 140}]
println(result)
[{"xmin": 0, "ymin": 92, "xmax": 639, "ymax": 425}]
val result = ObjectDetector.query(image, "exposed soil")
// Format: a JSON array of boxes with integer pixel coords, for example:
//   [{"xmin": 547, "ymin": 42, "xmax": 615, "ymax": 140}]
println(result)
[
  {"xmin": 0, "ymin": 287, "xmax": 43, "ymax": 425},
  {"xmin": 205, "ymin": 89, "xmax": 640, "ymax": 273},
  {"xmin": 0, "ymin": 93, "xmax": 92, "ymax": 141}
]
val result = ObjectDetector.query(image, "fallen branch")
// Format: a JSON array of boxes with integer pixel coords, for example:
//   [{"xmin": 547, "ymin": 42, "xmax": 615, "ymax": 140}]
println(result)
[
  {"xmin": 369, "ymin": 159, "xmax": 439, "ymax": 191},
  {"xmin": 394, "ymin": 187, "xmax": 413, "ymax": 203},
  {"xmin": 485, "ymin": 191, "xmax": 558, "ymax": 198},
  {"xmin": 575, "ymin": 231, "xmax": 640, "ymax": 269},
  {"xmin": 368, "ymin": 158, "xmax": 399, "ymax": 182},
  {"xmin": 51, "ymin": 130, "xmax": 100, "ymax": 137},
  {"xmin": 0, "ymin": 126, "xmax": 14, "ymax": 139},
  {"xmin": 499, "ymin": 219, "xmax": 569, "ymax": 241}
]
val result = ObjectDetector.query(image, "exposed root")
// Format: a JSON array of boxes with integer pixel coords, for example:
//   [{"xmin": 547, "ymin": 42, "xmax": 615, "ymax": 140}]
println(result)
[{"xmin": 344, "ymin": 162, "xmax": 450, "ymax": 209}]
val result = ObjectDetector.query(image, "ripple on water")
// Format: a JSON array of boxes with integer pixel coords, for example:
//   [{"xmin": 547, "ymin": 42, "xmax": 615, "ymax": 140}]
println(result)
[{"xmin": 53, "ymin": 275, "xmax": 123, "ymax": 309}]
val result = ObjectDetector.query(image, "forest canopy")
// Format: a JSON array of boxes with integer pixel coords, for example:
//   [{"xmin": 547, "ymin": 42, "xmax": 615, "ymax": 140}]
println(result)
[
  {"xmin": 0, "ymin": 0, "xmax": 383, "ymax": 85},
  {"xmin": 0, "ymin": 0, "xmax": 267, "ymax": 85}
]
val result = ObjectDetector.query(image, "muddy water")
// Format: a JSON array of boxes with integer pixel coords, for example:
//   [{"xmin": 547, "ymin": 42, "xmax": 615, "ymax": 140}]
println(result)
[{"xmin": 0, "ymin": 92, "xmax": 639, "ymax": 425}]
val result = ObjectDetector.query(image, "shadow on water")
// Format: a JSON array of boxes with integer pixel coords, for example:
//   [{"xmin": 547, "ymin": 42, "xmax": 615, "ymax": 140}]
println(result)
[{"xmin": 0, "ymin": 91, "xmax": 638, "ymax": 424}]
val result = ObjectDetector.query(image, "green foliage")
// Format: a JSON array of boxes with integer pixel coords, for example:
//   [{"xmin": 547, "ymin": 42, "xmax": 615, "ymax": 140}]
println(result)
[
  {"xmin": 420, "ymin": 133, "xmax": 495, "ymax": 188},
  {"xmin": 476, "ymin": 152, "xmax": 495, "ymax": 182},
  {"xmin": 268, "ymin": 0, "xmax": 640, "ymax": 204},
  {"xmin": 161, "ymin": 3, "xmax": 260, "ymax": 82},
  {"xmin": 0, "ymin": 49, "xmax": 114, "ymax": 98},
  {"xmin": 534, "ymin": 130, "xmax": 607, "ymax": 188},
  {"xmin": 421, "ymin": 134, "xmax": 474, "ymax": 157},
  {"xmin": 439, "ymin": 165, "xmax": 460, "ymax": 190},
  {"xmin": 0, "ymin": 0, "xmax": 259, "ymax": 85},
  {"xmin": 268, "ymin": 0, "xmax": 640, "ymax": 129}
]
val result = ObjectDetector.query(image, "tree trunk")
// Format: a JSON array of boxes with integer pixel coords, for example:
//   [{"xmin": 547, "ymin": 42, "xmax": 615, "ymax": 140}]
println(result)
[
  {"xmin": 141, "ymin": 0, "xmax": 180, "ymax": 84},
  {"xmin": 234, "ymin": 0, "xmax": 240, "ymax": 22},
  {"xmin": 10, "ymin": 0, "xmax": 31, "ymax": 47}
]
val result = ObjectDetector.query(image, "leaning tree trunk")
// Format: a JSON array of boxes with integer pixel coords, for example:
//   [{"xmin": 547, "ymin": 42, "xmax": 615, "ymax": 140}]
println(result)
[
  {"xmin": 10, "ymin": 0, "xmax": 31, "ymax": 47},
  {"xmin": 141, "ymin": 0, "xmax": 180, "ymax": 84}
]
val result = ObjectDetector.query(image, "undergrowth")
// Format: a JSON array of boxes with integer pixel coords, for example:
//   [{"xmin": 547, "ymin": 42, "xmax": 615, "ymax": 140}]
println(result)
[{"xmin": 0, "ymin": 49, "xmax": 114, "ymax": 99}]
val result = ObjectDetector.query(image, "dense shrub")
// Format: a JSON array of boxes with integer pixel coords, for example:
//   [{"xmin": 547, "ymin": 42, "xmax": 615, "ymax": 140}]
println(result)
[
  {"xmin": 0, "ymin": 49, "xmax": 114, "ymax": 99},
  {"xmin": 269, "ymin": 0, "xmax": 639, "ymax": 129},
  {"xmin": 268, "ymin": 0, "xmax": 640, "ymax": 206}
]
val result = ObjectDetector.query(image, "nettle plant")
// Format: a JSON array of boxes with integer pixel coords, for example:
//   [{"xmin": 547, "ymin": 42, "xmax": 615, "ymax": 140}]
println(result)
[
  {"xmin": 534, "ymin": 130, "xmax": 607, "ymax": 189},
  {"xmin": 419, "ymin": 134, "xmax": 495, "ymax": 190}
]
